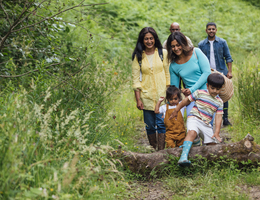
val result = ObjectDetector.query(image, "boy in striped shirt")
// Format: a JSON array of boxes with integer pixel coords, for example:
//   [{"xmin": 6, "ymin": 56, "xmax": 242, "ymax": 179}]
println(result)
[{"xmin": 169, "ymin": 73, "xmax": 224, "ymax": 167}]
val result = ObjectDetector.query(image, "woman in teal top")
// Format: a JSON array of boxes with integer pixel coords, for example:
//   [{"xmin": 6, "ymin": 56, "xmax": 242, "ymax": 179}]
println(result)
[{"xmin": 166, "ymin": 31, "xmax": 211, "ymax": 115}]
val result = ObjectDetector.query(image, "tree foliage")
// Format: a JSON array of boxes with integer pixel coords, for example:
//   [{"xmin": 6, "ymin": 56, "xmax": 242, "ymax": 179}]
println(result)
[{"xmin": 0, "ymin": 0, "xmax": 108, "ymax": 89}]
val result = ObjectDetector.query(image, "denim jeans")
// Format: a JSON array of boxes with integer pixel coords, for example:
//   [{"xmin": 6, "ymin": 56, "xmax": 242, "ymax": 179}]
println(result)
[{"xmin": 143, "ymin": 110, "xmax": 166, "ymax": 135}]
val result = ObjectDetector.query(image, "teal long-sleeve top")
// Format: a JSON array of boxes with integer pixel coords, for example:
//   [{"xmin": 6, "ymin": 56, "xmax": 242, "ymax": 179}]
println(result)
[{"xmin": 169, "ymin": 48, "xmax": 211, "ymax": 94}]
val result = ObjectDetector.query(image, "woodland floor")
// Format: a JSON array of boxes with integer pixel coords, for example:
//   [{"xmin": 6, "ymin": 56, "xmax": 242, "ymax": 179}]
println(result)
[{"xmin": 125, "ymin": 121, "xmax": 260, "ymax": 200}]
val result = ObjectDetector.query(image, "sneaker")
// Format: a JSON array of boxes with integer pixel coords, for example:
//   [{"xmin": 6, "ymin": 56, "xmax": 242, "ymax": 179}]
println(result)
[{"xmin": 223, "ymin": 118, "xmax": 232, "ymax": 126}]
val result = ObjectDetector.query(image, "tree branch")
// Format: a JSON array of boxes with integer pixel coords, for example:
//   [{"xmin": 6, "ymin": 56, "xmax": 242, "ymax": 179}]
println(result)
[
  {"xmin": 0, "ymin": 1, "xmax": 11, "ymax": 26},
  {"xmin": 11, "ymin": 0, "xmax": 85, "ymax": 33},
  {"xmin": 0, "ymin": 0, "xmax": 35, "ymax": 51},
  {"xmin": 11, "ymin": 0, "xmax": 48, "ymax": 31}
]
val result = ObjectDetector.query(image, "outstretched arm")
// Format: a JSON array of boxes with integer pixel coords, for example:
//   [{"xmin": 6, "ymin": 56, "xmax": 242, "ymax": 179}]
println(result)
[
  {"xmin": 168, "ymin": 97, "xmax": 191, "ymax": 120},
  {"xmin": 212, "ymin": 114, "xmax": 222, "ymax": 142},
  {"xmin": 189, "ymin": 48, "xmax": 211, "ymax": 93}
]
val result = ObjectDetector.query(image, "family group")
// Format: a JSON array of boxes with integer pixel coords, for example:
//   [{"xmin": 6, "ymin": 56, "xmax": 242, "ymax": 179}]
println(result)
[{"xmin": 131, "ymin": 22, "xmax": 233, "ymax": 167}]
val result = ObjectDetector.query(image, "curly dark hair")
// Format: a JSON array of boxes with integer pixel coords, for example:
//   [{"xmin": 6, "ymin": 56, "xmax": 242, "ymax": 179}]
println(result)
[
  {"xmin": 166, "ymin": 31, "xmax": 193, "ymax": 63},
  {"xmin": 132, "ymin": 27, "xmax": 162, "ymax": 62},
  {"xmin": 165, "ymin": 85, "xmax": 182, "ymax": 103}
]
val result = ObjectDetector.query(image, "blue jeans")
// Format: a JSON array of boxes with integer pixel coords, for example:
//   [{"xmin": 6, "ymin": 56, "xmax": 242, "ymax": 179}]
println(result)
[{"xmin": 143, "ymin": 110, "xmax": 166, "ymax": 135}]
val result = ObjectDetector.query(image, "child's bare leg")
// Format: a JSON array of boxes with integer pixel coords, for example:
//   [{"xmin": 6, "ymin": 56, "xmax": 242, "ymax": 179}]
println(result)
[{"xmin": 184, "ymin": 130, "xmax": 197, "ymax": 142}]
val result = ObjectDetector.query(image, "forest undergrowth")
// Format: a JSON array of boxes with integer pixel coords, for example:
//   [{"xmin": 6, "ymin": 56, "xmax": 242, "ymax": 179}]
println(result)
[{"xmin": 0, "ymin": 0, "xmax": 260, "ymax": 199}]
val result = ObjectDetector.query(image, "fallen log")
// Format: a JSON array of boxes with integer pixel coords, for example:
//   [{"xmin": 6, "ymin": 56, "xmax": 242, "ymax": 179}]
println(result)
[{"xmin": 118, "ymin": 134, "xmax": 260, "ymax": 174}]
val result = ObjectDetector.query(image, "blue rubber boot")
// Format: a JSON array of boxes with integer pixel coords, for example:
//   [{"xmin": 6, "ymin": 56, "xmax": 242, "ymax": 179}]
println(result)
[{"xmin": 178, "ymin": 141, "xmax": 193, "ymax": 167}]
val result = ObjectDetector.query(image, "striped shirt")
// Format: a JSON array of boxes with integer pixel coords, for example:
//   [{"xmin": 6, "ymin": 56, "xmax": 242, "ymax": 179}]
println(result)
[{"xmin": 188, "ymin": 90, "xmax": 223, "ymax": 124}]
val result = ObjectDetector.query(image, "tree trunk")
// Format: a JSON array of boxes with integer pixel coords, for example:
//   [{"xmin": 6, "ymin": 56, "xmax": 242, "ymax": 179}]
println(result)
[{"xmin": 117, "ymin": 134, "xmax": 260, "ymax": 174}]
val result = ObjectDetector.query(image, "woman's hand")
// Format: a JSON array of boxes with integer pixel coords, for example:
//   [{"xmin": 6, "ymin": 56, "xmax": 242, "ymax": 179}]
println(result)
[
  {"xmin": 137, "ymin": 99, "xmax": 144, "ymax": 110},
  {"xmin": 182, "ymin": 89, "xmax": 191, "ymax": 96}
]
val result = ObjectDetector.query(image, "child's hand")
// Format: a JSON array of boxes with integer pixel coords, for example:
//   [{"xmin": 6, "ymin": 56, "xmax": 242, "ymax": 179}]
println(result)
[
  {"xmin": 159, "ymin": 96, "xmax": 165, "ymax": 102},
  {"xmin": 212, "ymin": 133, "xmax": 222, "ymax": 143}
]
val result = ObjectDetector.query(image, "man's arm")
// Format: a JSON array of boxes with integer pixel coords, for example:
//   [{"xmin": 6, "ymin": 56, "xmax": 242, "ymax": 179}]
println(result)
[
  {"xmin": 223, "ymin": 40, "xmax": 233, "ymax": 79},
  {"xmin": 212, "ymin": 114, "xmax": 222, "ymax": 142},
  {"xmin": 226, "ymin": 62, "xmax": 232, "ymax": 79},
  {"xmin": 168, "ymin": 97, "xmax": 191, "ymax": 120}
]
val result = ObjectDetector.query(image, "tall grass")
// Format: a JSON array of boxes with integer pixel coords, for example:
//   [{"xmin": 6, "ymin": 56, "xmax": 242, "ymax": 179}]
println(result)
[
  {"xmin": 0, "ymin": 88, "xmax": 128, "ymax": 199},
  {"xmin": 226, "ymin": 53, "xmax": 260, "ymax": 143},
  {"xmin": 237, "ymin": 63, "xmax": 259, "ymax": 120}
]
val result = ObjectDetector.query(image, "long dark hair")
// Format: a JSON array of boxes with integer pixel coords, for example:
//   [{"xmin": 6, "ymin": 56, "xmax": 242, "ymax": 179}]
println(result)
[
  {"xmin": 166, "ymin": 31, "xmax": 193, "ymax": 63},
  {"xmin": 132, "ymin": 27, "xmax": 162, "ymax": 62}
]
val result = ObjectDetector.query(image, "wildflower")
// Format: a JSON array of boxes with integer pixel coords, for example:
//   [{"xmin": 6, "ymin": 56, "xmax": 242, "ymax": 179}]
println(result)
[
  {"xmin": 137, "ymin": 147, "xmax": 139, "ymax": 148},
  {"xmin": 113, "ymin": 115, "xmax": 116, "ymax": 119},
  {"xmin": 50, "ymin": 188, "xmax": 54, "ymax": 192},
  {"xmin": 114, "ymin": 72, "xmax": 118, "ymax": 75},
  {"xmin": 81, "ymin": 155, "xmax": 83, "ymax": 157},
  {"xmin": 125, "ymin": 143, "xmax": 127, "ymax": 144}
]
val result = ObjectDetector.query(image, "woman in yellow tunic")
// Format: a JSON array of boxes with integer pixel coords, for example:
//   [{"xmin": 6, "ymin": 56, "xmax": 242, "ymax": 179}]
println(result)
[{"xmin": 132, "ymin": 27, "xmax": 170, "ymax": 150}]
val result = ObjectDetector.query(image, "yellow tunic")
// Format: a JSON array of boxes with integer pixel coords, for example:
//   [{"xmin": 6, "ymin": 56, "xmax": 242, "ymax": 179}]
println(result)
[{"xmin": 132, "ymin": 48, "xmax": 170, "ymax": 110}]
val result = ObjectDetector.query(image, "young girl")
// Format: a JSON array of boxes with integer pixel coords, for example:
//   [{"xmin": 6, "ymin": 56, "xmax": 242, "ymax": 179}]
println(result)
[{"xmin": 155, "ymin": 86, "xmax": 186, "ymax": 149}]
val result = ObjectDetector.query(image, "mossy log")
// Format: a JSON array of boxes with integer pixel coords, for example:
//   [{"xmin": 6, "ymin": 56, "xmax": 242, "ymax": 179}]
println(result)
[{"xmin": 118, "ymin": 134, "xmax": 260, "ymax": 174}]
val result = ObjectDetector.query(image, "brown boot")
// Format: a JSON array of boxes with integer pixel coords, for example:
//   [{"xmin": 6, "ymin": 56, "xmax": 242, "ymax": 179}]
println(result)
[
  {"xmin": 147, "ymin": 133, "xmax": 157, "ymax": 150},
  {"xmin": 158, "ymin": 133, "xmax": 165, "ymax": 151}
]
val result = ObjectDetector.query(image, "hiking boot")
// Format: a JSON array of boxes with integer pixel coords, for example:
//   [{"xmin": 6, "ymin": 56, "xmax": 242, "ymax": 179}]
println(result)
[
  {"xmin": 157, "ymin": 133, "xmax": 165, "ymax": 151},
  {"xmin": 147, "ymin": 133, "xmax": 157, "ymax": 150},
  {"xmin": 223, "ymin": 118, "xmax": 232, "ymax": 126}
]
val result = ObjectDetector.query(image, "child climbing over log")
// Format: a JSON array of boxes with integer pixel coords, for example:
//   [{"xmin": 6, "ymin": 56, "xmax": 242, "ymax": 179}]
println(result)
[
  {"xmin": 155, "ymin": 86, "xmax": 186, "ymax": 150},
  {"xmin": 169, "ymin": 73, "xmax": 224, "ymax": 167}
]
